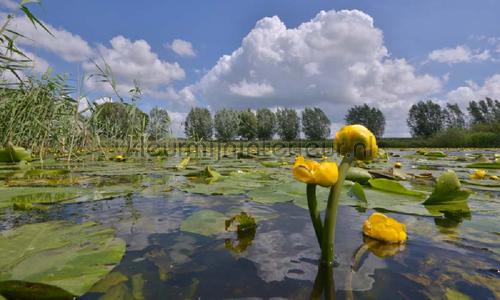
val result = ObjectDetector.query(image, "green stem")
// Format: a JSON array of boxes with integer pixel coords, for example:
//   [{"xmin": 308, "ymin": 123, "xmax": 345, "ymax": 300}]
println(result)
[
  {"xmin": 321, "ymin": 156, "xmax": 353, "ymax": 265},
  {"xmin": 307, "ymin": 184, "xmax": 323, "ymax": 246}
]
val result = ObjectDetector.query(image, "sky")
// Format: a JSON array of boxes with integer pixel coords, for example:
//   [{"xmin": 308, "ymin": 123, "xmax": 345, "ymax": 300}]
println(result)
[{"xmin": 1, "ymin": 0, "xmax": 500, "ymax": 137}]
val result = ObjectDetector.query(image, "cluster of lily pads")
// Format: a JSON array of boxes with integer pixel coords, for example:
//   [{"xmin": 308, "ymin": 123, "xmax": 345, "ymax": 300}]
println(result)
[{"xmin": 0, "ymin": 136, "xmax": 498, "ymax": 298}]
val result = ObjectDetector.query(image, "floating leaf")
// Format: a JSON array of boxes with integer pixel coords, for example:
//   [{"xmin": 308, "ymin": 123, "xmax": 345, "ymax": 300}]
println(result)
[
  {"xmin": 225, "ymin": 212, "xmax": 257, "ymax": 233},
  {"xmin": 180, "ymin": 210, "xmax": 226, "ymax": 236},
  {"xmin": 346, "ymin": 167, "xmax": 372, "ymax": 184},
  {"xmin": 423, "ymin": 170, "xmax": 471, "ymax": 205},
  {"xmin": 0, "ymin": 280, "xmax": 74, "ymax": 300},
  {"xmin": 425, "ymin": 151, "xmax": 447, "ymax": 157},
  {"xmin": 368, "ymin": 178, "xmax": 426, "ymax": 197},
  {"xmin": 0, "ymin": 146, "xmax": 32, "ymax": 163},
  {"xmin": 466, "ymin": 162, "xmax": 500, "ymax": 169},
  {"xmin": 0, "ymin": 221, "xmax": 125, "ymax": 296},
  {"xmin": 348, "ymin": 182, "xmax": 367, "ymax": 203}
]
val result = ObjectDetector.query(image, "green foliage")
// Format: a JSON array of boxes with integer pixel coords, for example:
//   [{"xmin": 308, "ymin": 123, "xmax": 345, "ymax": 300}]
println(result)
[
  {"xmin": 368, "ymin": 178, "xmax": 426, "ymax": 197},
  {"xmin": 0, "ymin": 221, "xmax": 125, "ymax": 296},
  {"xmin": 467, "ymin": 97, "xmax": 500, "ymax": 125},
  {"xmin": 301, "ymin": 107, "xmax": 331, "ymax": 140},
  {"xmin": 238, "ymin": 109, "xmax": 258, "ymax": 140},
  {"xmin": 184, "ymin": 107, "xmax": 213, "ymax": 140},
  {"xmin": 256, "ymin": 108, "xmax": 276, "ymax": 140},
  {"xmin": 276, "ymin": 108, "xmax": 300, "ymax": 141},
  {"xmin": 407, "ymin": 100, "xmax": 444, "ymax": 138},
  {"xmin": 345, "ymin": 104, "xmax": 385, "ymax": 137},
  {"xmin": 148, "ymin": 106, "xmax": 171, "ymax": 142},
  {"xmin": 91, "ymin": 102, "xmax": 149, "ymax": 139},
  {"xmin": 443, "ymin": 103, "xmax": 466, "ymax": 129},
  {"xmin": 423, "ymin": 170, "xmax": 471, "ymax": 205},
  {"xmin": 214, "ymin": 108, "xmax": 239, "ymax": 141}
]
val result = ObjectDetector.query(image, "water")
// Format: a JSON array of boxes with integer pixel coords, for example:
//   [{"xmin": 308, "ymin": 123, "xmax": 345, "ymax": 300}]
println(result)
[{"xmin": 0, "ymin": 149, "xmax": 499, "ymax": 299}]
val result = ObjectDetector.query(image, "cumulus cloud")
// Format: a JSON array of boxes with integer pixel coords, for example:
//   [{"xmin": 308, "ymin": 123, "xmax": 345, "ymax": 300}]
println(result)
[
  {"xmin": 428, "ymin": 45, "xmax": 490, "ymax": 64},
  {"xmin": 4, "ymin": 14, "xmax": 92, "ymax": 62},
  {"xmin": 83, "ymin": 35, "xmax": 186, "ymax": 96},
  {"xmin": 168, "ymin": 39, "xmax": 196, "ymax": 57},
  {"xmin": 0, "ymin": 0, "xmax": 17, "ymax": 10},
  {"xmin": 194, "ymin": 10, "xmax": 442, "ymax": 136},
  {"xmin": 446, "ymin": 74, "xmax": 500, "ymax": 108}
]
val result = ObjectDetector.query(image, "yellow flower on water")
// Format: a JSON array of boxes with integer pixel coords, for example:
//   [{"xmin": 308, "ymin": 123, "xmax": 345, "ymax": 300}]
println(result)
[
  {"xmin": 490, "ymin": 175, "xmax": 499, "ymax": 180},
  {"xmin": 470, "ymin": 169, "xmax": 487, "ymax": 180},
  {"xmin": 394, "ymin": 162, "xmax": 402, "ymax": 168},
  {"xmin": 335, "ymin": 125, "xmax": 378, "ymax": 161},
  {"xmin": 362, "ymin": 212, "xmax": 407, "ymax": 244},
  {"xmin": 113, "ymin": 155, "xmax": 125, "ymax": 162},
  {"xmin": 292, "ymin": 156, "xmax": 338, "ymax": 187}
]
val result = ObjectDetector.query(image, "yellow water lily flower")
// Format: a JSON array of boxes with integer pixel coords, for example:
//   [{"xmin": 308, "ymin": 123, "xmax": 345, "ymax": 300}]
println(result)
[
  {"xmin": 292, "ymin": 156, "xmax": 338, "ymax": 187},
  {"xmin": 394, "ymin": 162, "xmax": 402, "ymax": 168},
  {"xmin": 335, "ymin": 125, "xmax": 378, "ymax": 161},
  {"xmin": 113, "ymin": 155, "xmax": 126, "ymax": 162},
  {"xmin": 470, "ymin": 169, "xmax": 487, "ymax": 180},
  {"xmin": 362, "ymin": 212, "xmax": 407, "ymax": 244}
]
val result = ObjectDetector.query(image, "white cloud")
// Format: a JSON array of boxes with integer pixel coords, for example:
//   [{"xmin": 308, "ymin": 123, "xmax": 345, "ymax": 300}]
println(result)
[
  {"xmin": 83, "ymin": 35, "xmax": 185, "ymax": 96},
  {"xmin": 193, "ymin": 10, "xmax": 442, "ymax": 136},
  {"xmin": 446, "ymin": 74, "xmax": 500, "ymax": 108},
  {"xmin": 5, "ymin": 14, "xmax": 92, "ymax": 62},
  {"xmin": 229, "ymin": 79, "xmax": 274, "ymax": 97},
  {"xmin": 428, "ymin": 45, "xmax": 490, "ymax": 64},
  {"xmin": 168, "ymin": 39, "xmax": 196, "ymax": 57},
  {"xmin": 0, "ymin": 0, "xmax": 18, "ymax": 10}
]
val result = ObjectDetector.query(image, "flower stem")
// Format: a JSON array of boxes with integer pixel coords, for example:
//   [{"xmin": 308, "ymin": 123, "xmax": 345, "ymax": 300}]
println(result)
[
  {"xmin": 307, "ymin": 183, "xmax": 323, "ymax": 246},
  {"xmin": 321, "ymin": 156, "xmax": 353, "ymax": 265}
]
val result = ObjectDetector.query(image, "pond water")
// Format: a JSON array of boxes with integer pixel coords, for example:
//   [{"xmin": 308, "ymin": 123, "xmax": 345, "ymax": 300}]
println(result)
[{"xmin": 0, "ymin": 149, "xmax": 498, "ymax": 299}]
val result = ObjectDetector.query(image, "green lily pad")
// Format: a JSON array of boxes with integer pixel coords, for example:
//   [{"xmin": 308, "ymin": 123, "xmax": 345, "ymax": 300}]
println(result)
[
  {"xmin": 0, "ymin": 221, "xmax": 125, "ymax": 296},
  {"xmin": 368, "ymin": 178, "xmax": 426, "ymax": 197},
  {"xmin": 0, "ymin": 147, "xmax": 32, "ymax": 163},
  {"xmin": 180, "ymin": 210, "xmax": 226, "ymax": 236},
  {"xmin": 423, "ymin": 170, "xmax": 471, "ymax": 205},
  {"xmin": 346, "ymin": 167, "xmax": 372, "ymax": 184},
  {"xmin": 466, "ymin": 162, "xmax": 500, "ymax": 169},
  {"xmin": 0, "ymin": 280, "xmax": 75, "ymax": 300},
  {"xmin": 425, "ymin": 151, "xmax": 447, "ymax": 157},
  {"xmin": 348, "ymin": 182, "xmax": 367, "ymax": 203}
]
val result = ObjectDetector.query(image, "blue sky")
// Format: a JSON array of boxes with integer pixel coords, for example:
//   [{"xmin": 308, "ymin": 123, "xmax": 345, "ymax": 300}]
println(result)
[{"xmin": 2, "ymin": 0, "xmax": 500, "ymax": 136}]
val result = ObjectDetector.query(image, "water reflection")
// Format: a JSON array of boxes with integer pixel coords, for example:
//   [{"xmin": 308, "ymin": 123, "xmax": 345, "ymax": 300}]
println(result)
[{"xmin": 310, "ymin": 264, "xmax": 335, "ymax": 300}]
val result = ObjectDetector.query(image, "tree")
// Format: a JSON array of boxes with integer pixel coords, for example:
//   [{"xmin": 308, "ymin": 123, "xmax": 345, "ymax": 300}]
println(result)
[
  {"xmin": 92, "ymin": 102, "xmax": 149, "ymax": 139},
  {"xmin": 238, "ymin": 109, "xmax": 258, "ymax": 140},
  {"xmin": 467, "ymin": 97, "xmax": 500, "ymax": 125},
  {"xmin": 443, "ymin": 103, "xmax": 465, "ymax": 129},
  {"xmin": 407, "ymin": 100, "xmax": 444, "ymax": 138},
  {"xmin": 184, "ymin": 107, "xmax": 213, "ymax": 140},
  {"xmin": 214, "ymin": 108, "xmax": 239, "ymax": 141},
  {"xmin": 344, "ymin": 104, "xmax": 385, "ymax": 138},
  {"xmin": 256, "ymin": 108, "xmax": 276, "ymax": 140},
  {"xmin": 276, "ymin": 108, "xmax": 300, "ymax": 141},
  {"xmin": 148, "ymin": 107, "xmax": 171, "ymax": 142},
  {"xmin": 301, "ymin": 107, "xmax": 331, "ymax": 140}
]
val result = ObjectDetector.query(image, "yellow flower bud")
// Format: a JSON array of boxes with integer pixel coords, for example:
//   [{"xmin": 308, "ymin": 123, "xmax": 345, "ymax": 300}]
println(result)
[
  {"xmin": 292, "ymin": 156, "xmax": 339, "ymax": 187},
  {"xmin": 335, "ymin": 125, "xmax": 378, "ymax": 161},
  {"xmin": 394, "ymin": 162, "xmax": 402, "ymax": 168},
  {"xmin": 490, "ymin": 175, "xmax": 499, "ymax": 180},
  {"xmin": 470, "ymin": 169, "xmax": 487, "ymax": 180},
  {"xmin": 362, "ymin": 212, "xmax": 407, "ymax": 244}
]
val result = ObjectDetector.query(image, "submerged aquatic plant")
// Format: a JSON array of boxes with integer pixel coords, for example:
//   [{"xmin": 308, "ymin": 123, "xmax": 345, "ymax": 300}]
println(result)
[{"xmin": 293, "ymin": 124, "xmax": 379, "ymax": 265}]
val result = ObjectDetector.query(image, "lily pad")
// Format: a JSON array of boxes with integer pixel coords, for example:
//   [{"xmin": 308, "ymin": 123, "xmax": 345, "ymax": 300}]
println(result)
[
  {"xmin": 180, "ymin": 210, "xmax": 226, "ymax": 236},
  {"xmin": 0, "ymin": 147, "xmax": 32, "ymax": 163},
  {"xmin": 348, "ymin": 182, "xmax": 367, "ymax": 203},
  {"xmin": 368, "ymin": 179, "xmax": 426, "ymax": 197},
  {"xmin": 423, "ymin": 170, "xmax": 471, "ymax": 205},
  {"xmin": 346, "ymin": 167, "xmax": 372, "ymax": 184},
  {"xmin": 0, "ymin": 281, "xmax": 74, "ymax": 300},
  {"xmin": 466, "ymin": 162, "xmax": 500, "ymax": 169},
  {"xmin": 0, "ymin": 221, "xmax": 125, "ymax": 296}
]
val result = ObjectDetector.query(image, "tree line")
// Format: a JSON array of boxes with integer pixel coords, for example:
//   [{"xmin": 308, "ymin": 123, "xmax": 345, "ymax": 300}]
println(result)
[{"xmin": 183, "ymin": 107, "xmax": 335, "ymax": 141}]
